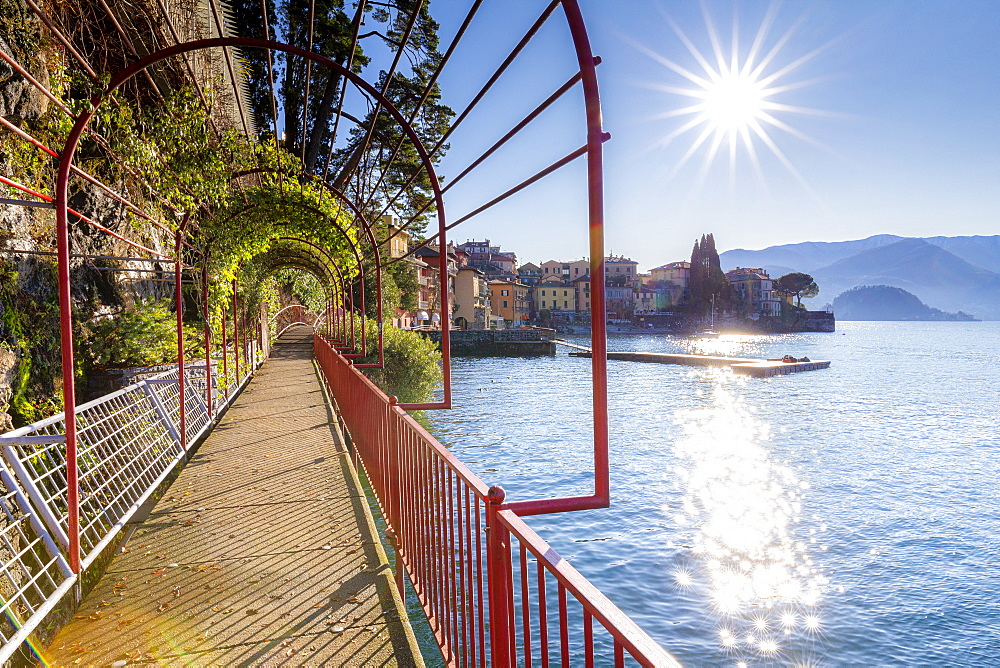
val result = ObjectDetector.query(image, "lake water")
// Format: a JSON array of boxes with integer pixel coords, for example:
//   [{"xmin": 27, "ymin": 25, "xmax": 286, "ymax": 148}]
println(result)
[{"xmin": 425, "ymin": 321, "xmax": 1000, "ymax": 666}]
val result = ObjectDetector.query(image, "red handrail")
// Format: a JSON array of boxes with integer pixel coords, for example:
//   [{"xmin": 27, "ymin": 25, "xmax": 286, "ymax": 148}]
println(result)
[{"xmin": 314, "ymin": 334, "xmax": 676, "ymax": 666}]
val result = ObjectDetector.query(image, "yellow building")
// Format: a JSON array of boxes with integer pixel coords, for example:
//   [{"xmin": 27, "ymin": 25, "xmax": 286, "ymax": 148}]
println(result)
[
  {"xmin": 573, "ymin": 274, "xmax": 592, "ymax": 312},
  {"xmin": 383, "ymin": 214, "xmax": 410, "ymax": 260},
  {"xmin": 540, "ymin": 259, "xmax": 590, "ymax": 282},
  {"xmin": 649, "ymin": 261, "xmax": 690, "ymax": 287},
  {"xmin": 536, "ymin": 277, "xmax": 576, "ymax": 312}
]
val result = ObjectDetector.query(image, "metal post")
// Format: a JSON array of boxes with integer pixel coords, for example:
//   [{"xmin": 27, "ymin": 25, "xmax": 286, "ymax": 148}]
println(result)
[
  {"xmin": 232, "ymin": 278, "xmax": 240, "ymax": 382},
  {"xmin": 201, "ymin": 259, "xmax": 213, "ymax": 419},
  {"xmin": 564, "ymin": 0, "xmax": 610, "ymax": 505},
  {"xmin": 346, "ymin": 277, "xmax": 356, "ymax": 350},
  {"xmin": 358, "ymin": 273, "xmax": 368, "ymax": 355},
  {"xmin": 55, "ymin": 148, "xmax": 80, "ymax": 576},
  {"xmin": 386, "ymin": 397, "xmax": 405, "ymax": 596},
  {"xmin": 221, "ymin": 307, "xmax": 229, "ymax": 401},
  {"xmin": 175, "ymin": 221, "xmax": 188, "ymax": 451},
  {"xmin": 486, "ymin": 485, "xmax": 513, "ymax": 667}
]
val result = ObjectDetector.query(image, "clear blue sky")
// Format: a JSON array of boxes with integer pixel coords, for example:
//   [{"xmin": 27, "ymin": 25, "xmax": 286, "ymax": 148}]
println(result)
[{"xmin": 426, "ymin": 1, "xmax": 1000, "ymax": 271}]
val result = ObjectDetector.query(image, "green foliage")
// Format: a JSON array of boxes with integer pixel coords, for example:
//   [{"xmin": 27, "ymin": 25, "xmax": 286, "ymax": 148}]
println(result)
[
  {"xmin": 0, "ymin": 259, "xmax": 63, "ymax": 426},
  {"xmin": 356, "ymin": 322, "xmax": 441, "ymax": 404},
  {"xmin": 354, "ymin": 260, "xmax": 413, "ymax": 318},
  {"xmin": 1, "ymin": 2, "xmax": 453, "ymax": 426},
  {"xmin": 775, "ymin": 272, "xmax": 819, "ymax": 307},
  {"xmin": 387, "ymin": 261, "xmax": 418, "ymax": 312},
  {"xmin": 276, "ymin": 268, "xmax": 326, "ymax": 313},
  {"xmin": 83, "ymin": 300, "xmax": 204, "ymax": 369},
  {"xmin": 0, "ymin": 2, "xmax": 38, "ymax": 66}
]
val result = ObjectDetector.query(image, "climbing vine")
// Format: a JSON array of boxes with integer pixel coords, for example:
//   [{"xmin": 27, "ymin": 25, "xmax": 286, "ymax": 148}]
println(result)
[{"xmin": 0, "ymin": 1, "xmax": 451, "ymax": 430}]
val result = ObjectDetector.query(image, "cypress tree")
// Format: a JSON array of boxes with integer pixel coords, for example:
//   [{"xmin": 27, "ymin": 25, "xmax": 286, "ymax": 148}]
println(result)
[{"xmin": 688, "ymin": 238, "xmax": 704, "ymax": 307}]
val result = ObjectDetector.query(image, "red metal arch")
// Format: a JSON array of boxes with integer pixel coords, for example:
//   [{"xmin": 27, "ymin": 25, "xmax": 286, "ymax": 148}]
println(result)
[
  {"xmin": 205, "ymin": 200, "xmax": 375, "ymax": 359},
  {"xmin": 231, "ymin": 171, "xmax": 387, "ymax": 333},
  {"xmin": 255, "ymin": 248, "xmax": 345, "ymax": 340},
  {"xmin": 265, "ymin": 242, "xmax": 345, "ymax": 343},
  {"xmin": 230, "ymin": 167, "xmax": 389, "ymax": 368},
  {"xmin": 271, "ymin": 236, "xmax": 370, "ymax": 359},
  {"xmin": 196, "ymin": 201, "xmax": 364, "ymax": 351}
]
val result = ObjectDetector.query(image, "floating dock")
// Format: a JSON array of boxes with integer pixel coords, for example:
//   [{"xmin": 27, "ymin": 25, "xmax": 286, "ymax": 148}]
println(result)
[{"xmin": 560, "ymin": 344, "xmax": 830, "ymax": 378}]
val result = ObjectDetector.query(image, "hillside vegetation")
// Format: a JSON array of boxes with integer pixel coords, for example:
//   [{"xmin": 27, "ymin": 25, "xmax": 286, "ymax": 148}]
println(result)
[{"xmin": 832, "ymin": 285, "xmax": 977, "ymax": 321}]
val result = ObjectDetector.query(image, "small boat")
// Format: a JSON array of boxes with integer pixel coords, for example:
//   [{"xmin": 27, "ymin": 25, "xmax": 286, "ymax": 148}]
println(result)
[{"xmin": 689, "ymin": 295, "xmax": 720, "ymax": 338}]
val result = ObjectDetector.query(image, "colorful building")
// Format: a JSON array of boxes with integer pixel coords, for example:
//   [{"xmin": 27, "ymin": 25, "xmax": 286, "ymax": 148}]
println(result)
[
  {"xmin": 457, "ymin": 239, "xmax": 518, "ymax": 276},
  {"xmin": 726, "ymin": 267, "xmax": 782, "ymax": 318},
  {"xmin": 488, "ymin": 279, "xmax": 530, "ymax": 326},
  {"xmin": 454, "ymin": 266, "xmax": 492, "ymax": 329},
  {"xmin": 604, "ymin": 255, "xmax": 638, "ymax": 285},
  {"xmin": 540, "ymin": 259, "xmax": 590, "ymax": 282},
  {"xmin": 573, "ymin": 274, "xmax": 592, "ymax": 313},
  {"xmin": 412, "ymin": 244, "xmax": 459, "ymax": 328},
  {"xmin": 536, "ymin": 277, "xmax": 576, "ymax": 312},
  {"xmin": 383, "ymin": 214, "xmax": 410, "ymax": 260}
]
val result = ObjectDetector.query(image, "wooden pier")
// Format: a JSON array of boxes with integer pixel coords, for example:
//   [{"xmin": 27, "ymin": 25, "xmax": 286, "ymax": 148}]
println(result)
[{"xmin": 562, "ymin": 346, "xmax": 830, "ymax": 378}]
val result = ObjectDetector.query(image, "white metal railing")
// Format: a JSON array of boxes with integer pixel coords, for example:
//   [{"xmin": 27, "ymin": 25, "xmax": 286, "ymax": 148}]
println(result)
[
  {"xmin": 0, "ymin": 348, "xmax": 263, "ymax": 663},
  {"xmin": 0, "ymin": 469, "xmax": 76, "ymax": 665}
]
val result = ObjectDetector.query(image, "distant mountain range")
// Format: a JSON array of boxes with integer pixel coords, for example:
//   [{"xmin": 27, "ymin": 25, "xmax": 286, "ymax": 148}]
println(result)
[{"xmin": 719, "ymin": 235, "xmax": 1000, "ymax": 320}]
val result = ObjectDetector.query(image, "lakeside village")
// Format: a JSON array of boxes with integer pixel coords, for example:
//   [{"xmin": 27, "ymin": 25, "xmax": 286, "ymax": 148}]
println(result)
[{"xmin": 387, "ymin": 222, "xmax": 835, "ymax": 336}]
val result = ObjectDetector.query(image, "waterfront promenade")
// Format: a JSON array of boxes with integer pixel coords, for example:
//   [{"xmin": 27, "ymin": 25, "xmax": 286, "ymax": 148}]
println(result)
[{"xmin": 47, "ymin": 328, "xmax": 422, "ymax": 667}]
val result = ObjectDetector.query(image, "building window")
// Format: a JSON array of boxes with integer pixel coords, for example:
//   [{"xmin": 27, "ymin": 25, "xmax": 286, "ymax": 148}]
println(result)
[
  {"xmin": 501, "ymin": 289, "xmax": 509, "ymax": 296},
  {"xmin": 541, "ymin": 290, "xmax": 546, "ymax": 296},
  {"xmin": 564, "ymin": 301, "xmax": 568, "ymax": 308},
  {"xmin": 503, "ymin": 300, "xmax": 509, "ymax": 308}
]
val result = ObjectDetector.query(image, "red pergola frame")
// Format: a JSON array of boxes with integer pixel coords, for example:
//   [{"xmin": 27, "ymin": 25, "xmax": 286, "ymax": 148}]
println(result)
[{"xmin": 51, "ymin": 3, "xmax": 609, "ymax": 573}]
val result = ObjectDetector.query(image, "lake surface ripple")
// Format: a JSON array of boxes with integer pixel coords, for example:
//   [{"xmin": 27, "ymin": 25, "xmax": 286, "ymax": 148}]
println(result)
[{"xmin": 425, "ymin": 321, "xmax": 1000, "ymax": 666}]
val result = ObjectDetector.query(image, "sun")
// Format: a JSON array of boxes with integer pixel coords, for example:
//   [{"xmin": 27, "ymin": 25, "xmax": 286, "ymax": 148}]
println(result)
[
  {"xmin": 700, "ymin": 70, "xmax": 769, "ymax": 135},
  {"xmin": 633, "ymin": 3, "xmax": 834, "ymax": 185}
]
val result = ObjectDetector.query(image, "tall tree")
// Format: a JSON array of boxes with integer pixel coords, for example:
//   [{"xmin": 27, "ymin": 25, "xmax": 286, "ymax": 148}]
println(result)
[
  {"xmin": 229, "ymin": 0, "xmax": 280, "ymax": 140},
  {"xmin": 688, "ymin": 233, "xmax": 729, "ymax": 312},
  {"xmin": 688, "ymin": 238, "xmax": 704, "ymax": 305},
  {"xmin": 332, "ymin": 0, "xmax": 454, "ymax": 238},
  {"xmin": 701, "ymin": 233, "xmax": 730, "ymax": 306},
  {"xmin": 775, "ymin": 272, "xmax": 819, "ymax": 308},
  {"xmin": 280, "ymin": 0, "xmax": 367, "ymax": 164}
]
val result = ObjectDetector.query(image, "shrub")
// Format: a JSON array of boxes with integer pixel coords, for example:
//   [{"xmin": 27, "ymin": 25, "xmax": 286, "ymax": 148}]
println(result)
[
  {"xmin": 355, "ymin": 321, "xmax": 441, "ymax": 404},
  {"xmin": 84, "ymin": 300, "xmax": 204, "ymax": 368}
]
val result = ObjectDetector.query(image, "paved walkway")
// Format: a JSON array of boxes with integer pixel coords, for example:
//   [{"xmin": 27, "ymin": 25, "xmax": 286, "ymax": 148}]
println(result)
[{"xmin": 48, "ymin": 327, "xmax": 422, "ymax": 667}]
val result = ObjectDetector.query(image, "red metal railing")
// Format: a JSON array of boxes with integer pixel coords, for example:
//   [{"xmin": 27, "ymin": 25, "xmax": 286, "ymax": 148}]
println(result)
[{"xmin": 314, "ymin": 334, "xmax": 677, "ymax": 667}]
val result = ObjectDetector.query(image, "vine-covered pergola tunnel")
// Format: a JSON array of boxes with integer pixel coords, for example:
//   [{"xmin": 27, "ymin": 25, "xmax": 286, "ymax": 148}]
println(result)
[{"xmin": 0, "ymin": 1, "xmax": 681, "ymax": 665}]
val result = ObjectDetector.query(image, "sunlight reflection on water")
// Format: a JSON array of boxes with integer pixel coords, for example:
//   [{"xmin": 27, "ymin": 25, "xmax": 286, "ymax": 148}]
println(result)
[
  {"xmin": 668, "ymin": 370, "xmax": 828, "ymax": 662},
  {"xmin": 676, "ymin": 334, "xmax": 773, "ymax": 358}
]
